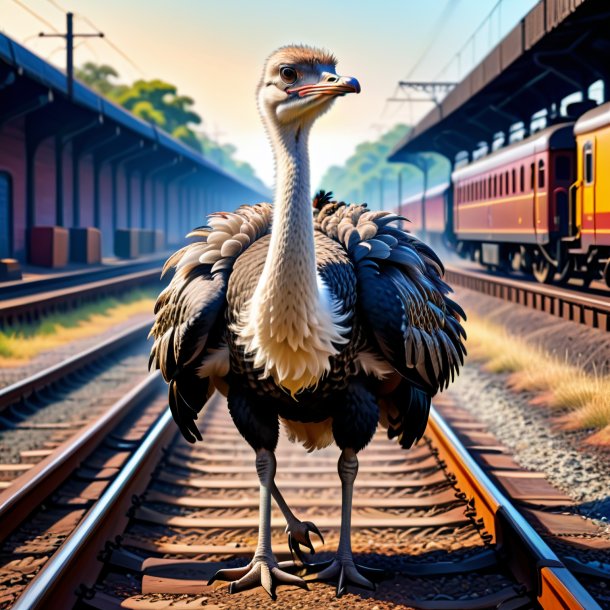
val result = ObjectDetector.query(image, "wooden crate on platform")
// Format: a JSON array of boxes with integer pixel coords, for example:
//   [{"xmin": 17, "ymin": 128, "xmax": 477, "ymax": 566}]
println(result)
[
  {"xmin": 138, "ymin": 229, "xmax": 155, "ymax": 255},
  {"xmin": 114, "ymin": 229, "xmax": 139, "ymax": 258},
  {"xmin": 29, "ymin": 226, "xmax": 69, "ymax": 268},
  {"xmin": 69, "ymin": 227, "xmax": 102, "ymax": 264},
  {"xmin": 0, "ymin": 258, "xmax": 22, "ymax": 281}
]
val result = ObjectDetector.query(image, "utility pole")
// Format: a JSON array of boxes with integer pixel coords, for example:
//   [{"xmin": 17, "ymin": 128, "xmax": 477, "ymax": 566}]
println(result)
[
  {"xmin": 39, "ymin": 13, "xmax": 104, "ymax": 99},
  {"xmin": 397, "ymin": 171, "xmax": 402, "ymax": 216}
]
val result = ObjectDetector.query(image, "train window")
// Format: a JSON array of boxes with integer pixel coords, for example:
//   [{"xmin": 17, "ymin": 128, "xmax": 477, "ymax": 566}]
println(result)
[
  {"xmin": 530, "ymin": 162, "xmax": 535, "ymax": 190},
  {"xmin": 505, "ymin": 171, "xmax": 509, "ymax": 195},
  {"xmin": 499, "ymin": 173, "xmax": 503, "ymax": 196},
  {"xmin": 483, "ymin": 179, "xmax": 486, "ymax": 199},
  {"xmin": 488, "ymin": 176, "xmax": 492, "ymax": 198},
  {"xmin": 520, "ymin": 166, "xmax": 525, "ymax": 192},
  {"xmin": 512, "ymin": 169, "xmax": 516, "ymax": 194},
  {"xmin": 555, "ymin": 156, "xmax": 570, "ymax": 181},
  {"xmin": 538, "ymin": 159, "xmax": 545, "ymax": 189},
  {"xmin": 494, "ymin": 174, "xmax": 497, "ymax": 197},
  {"xmin": 584, "ymin": 142, "xmax": 593, "ymax": 184}
]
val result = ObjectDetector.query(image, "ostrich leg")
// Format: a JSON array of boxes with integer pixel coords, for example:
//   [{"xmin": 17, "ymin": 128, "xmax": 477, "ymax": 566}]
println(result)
[
  {"xmin": 271, "ymin": 482, "xmax": 325, "ymax": 557},
  {"xmin": 309, "ymin": 448, "xmax": 383, "ymax": 596},
  {"xmin": 208, "ymin": 448, "xmax": 308, "ymax": 599}
]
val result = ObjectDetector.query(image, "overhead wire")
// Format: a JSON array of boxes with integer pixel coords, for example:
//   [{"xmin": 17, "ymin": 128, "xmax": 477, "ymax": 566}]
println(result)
[
  {"xmin": 433, "ymin": 0, "xmax": 503, "ymax": 81},
  {"xmin": 78, "ymin": 13, "xmax": 146, "ymax": 77},
  {"xmin": 45, "ymin": 0, "xmax": 145, "ymax": 77},
  {"xmin": 380, "ymin": 0, "xmax": 460, "ymax": 126},
  {"xmin": 402, "ymin": 0, "xmax": 461, "ymax": 81},
  {"xmin": 9, "ymin": 0, "xmax": 60, "ymax": 32},
  {"xmin": 44, "ymin": 0, "xmax": 66, "ymax": 13}
]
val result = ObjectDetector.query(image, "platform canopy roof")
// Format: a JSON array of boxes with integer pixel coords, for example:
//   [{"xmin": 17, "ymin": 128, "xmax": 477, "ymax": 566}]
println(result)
[
  {"xmin": 0, "ymin": 32, "xmax": 270, "ymax": 200},
  {"xmin": 389, "ymin": 0, "xmax": 610, "ymax": 164}
]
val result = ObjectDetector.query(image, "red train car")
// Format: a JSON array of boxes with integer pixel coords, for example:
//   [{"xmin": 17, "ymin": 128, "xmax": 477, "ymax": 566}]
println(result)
[
  {"xmin": 398, "ymin": 182, "xmax": 452, "ymax": 246},
  {"xmin": 451, "ymin": 124, "xmax": 575, "ymax": 281}
]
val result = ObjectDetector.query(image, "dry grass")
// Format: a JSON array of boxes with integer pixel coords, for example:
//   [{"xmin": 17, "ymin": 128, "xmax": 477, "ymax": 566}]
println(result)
[
  {"xmin": 0, "ymin": 289, "xmax": 156, "ymax": 367},
  {"xmin": 465, "ymin": 314, "xmax": 610, "ymax": 441}
]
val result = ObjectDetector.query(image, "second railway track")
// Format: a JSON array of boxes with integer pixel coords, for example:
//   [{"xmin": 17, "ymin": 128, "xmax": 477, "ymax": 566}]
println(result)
[
  {"xmin": 3, "ymin": 391, "xmax": 606, "ymax": 610},
  {"xmin": 445, "ymin": 264, "xmax": 610, "ymax": 332}
]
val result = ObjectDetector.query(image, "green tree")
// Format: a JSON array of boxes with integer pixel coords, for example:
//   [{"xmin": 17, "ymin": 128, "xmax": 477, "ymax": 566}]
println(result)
[
  {"xmin": 75, "ymin": 62, "xmax": 268, "ymax": 190},
  {"xmin": 75, "ymin": 62, "xmax": 127, "ymax": 98},
  {"xmin": 318, "ymin": 124, "xmax": 449, "ymax": 210},
  {"xmin": 116, "ymin": 79, "xmax": 202, "ymax": 152}
]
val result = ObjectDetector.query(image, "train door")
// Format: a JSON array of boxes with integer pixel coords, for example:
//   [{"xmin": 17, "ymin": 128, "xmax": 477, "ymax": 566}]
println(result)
[
  {"xmin": 534, "ymin": 154, "xmax": 547, "ymax": 242},
  {"xmin": 0, "ymin": 172, "xmax": 12, "ymax": 258},
  {"xmin": 581, "ymin": 139, "xmax": 595, "ymax": 241}
]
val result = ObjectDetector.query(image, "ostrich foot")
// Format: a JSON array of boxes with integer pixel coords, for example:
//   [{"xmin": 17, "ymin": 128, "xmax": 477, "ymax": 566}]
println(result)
[
  {"xmin": 286, "ymin": 519, "xmax": 325, "ymax": 559},
  {"xmin": 307, "ymin": 555, "xmax": 387, "ymax": 597},
  {"xmin": 208, "ymin": 556, "xmax": 308, "ymax": 600}
]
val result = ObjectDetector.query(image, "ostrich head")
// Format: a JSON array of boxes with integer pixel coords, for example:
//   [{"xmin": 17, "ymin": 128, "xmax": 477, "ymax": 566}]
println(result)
[
  {"xmin": 235, "ymin": 46, "xmax": 360, "ymax": 397},
  {"xmin": 257, "ymin": 45, "xmax": 360, "ymax": 135}
]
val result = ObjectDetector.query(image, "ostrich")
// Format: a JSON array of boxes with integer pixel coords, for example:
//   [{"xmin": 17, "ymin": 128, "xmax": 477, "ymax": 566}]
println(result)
[{"xmin": 149, "ymin": 45, "xmax": 466, "ymax": 599}]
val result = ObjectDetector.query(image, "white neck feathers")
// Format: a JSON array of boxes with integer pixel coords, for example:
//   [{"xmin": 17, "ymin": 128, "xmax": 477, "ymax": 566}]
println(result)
[{"xmin": 234, "ymin": 120, "xmax": 349, "ymax": 396}]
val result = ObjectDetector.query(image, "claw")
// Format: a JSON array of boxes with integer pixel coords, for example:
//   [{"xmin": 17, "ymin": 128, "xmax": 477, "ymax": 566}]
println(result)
[
  {"xmin": 209, "ymin": 558, "xmax": 308, "ymax": 600},
  {"xmin": 271, "ymin": 566, "xmax": 310, "ymax": 589},
  {"xmin": 286, "ymin": 520, "xmax": 325, "ymax": 562},
  {"xmin": 208, "ymin": 564, "xmax": 250, "ymax": 585},
  {"xmin": 309, "ymin": 557, "xmax": 380, "ymax": 597}
]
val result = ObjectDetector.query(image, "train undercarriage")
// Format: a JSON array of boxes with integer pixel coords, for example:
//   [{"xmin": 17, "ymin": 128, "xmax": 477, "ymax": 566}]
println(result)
[{"xmin": 456, "ymin": 240, "xmax": 610, "ymax": 289}]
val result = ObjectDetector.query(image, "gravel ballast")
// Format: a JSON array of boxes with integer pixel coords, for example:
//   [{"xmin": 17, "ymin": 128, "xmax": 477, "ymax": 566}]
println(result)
[{"xmin": 445, "ymin": 285, "xmax": 610, "ymax": 522}]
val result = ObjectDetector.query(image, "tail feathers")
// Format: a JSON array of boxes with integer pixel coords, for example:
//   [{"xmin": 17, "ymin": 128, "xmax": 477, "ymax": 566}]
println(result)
[
  {"xmin": 385, "ymin": 381, "xmax": 431, "ymax": 449},
  {"xmin": 168, "ymin": 369, "xmax": 213, "ymax": 443}
]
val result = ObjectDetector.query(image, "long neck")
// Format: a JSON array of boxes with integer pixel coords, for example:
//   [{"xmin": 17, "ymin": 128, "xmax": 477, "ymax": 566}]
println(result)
[
  {"xmin": 236, "ymin": 116, "xmax": 348, "ymax": 395},
  {"xmin": 262, "ymin": 122, "xmax": 317, "ymax": 303}
]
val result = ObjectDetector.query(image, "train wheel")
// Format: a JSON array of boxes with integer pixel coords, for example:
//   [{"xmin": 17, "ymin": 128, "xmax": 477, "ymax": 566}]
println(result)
[
  {"xmin": 532, "ymin": 250, "xmax": 555, "ymax": 284},
  {"xmin": 603, "ymin": 260, "xmax": 610, "ymax": 289},
  {"xmin": 519, "ymin": 246, "xmax": 533, "ymax": 274},
  {"xmin": 556, "ymin": 257, "xmax": 574, "ymax": 284}
]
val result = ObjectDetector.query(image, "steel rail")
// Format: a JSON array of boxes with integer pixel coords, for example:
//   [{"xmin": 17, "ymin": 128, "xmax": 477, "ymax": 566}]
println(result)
[
  {"xmin": 0, "ymin": 318, "xmax": 152, "ymax": 413},
  {"xmin": 0, "ymin": 267, "xmax": 163, "ymax": 327},
  {"xmin": 0, "ymin": 255, "xmax": 167, "ymax": 300},
  {"xmin": 11, "ymin": 406, "xmax": 175, "ymax": 610},
  {"xmin": 0, "ymin": 372, "xmax": 163, "ymax": 542},
  {"xmin": 445, "ymin": 264, "xmax": 610, "ymax": 330},
  {"xmin": 427, "ymin": 405, "xmax": 601, "ymax": 610}
]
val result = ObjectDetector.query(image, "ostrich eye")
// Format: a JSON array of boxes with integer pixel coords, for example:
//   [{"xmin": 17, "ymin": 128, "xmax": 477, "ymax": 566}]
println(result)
[{"xmin": 279, "ymin": 66, "xmax": 298, "ymax": 85}]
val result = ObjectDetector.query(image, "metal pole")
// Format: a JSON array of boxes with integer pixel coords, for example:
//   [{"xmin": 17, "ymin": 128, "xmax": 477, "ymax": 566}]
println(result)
[
  {"xmin": 398, "ymin": 171, "xmax": 402, "ymax": 216},
  {"xmin": 66, "ymin": 12, "xmax": 74, "ymax": 99},
  {"xmin": 39, "ymin": 12, "xmax": 103, "ymax": 99}
]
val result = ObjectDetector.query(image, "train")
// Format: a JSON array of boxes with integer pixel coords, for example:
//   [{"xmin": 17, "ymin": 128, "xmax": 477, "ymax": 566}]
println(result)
[{"xmin": 399, "ymin": 100, "xmax": 610, "ymax": 287}]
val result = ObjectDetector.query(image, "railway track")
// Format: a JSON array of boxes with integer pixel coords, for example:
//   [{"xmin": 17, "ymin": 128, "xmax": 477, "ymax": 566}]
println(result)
[
  {"xmin": 2, "ymin": 390, "xmax": 606, "ymax": 609},
  {"xmin": 445, "ymin": 264, "xmax": 610, "ymax": 332},
  {"xmin": 0, "ymin": 258, "xmax": 165, "ymax": 328},
  {"xmin": 0, "ymin": 373, "xmax": 168, "ymax": 609},
  {"xmin": 0, "ymin": 317, "xmax": 155, "ymax": 495}
]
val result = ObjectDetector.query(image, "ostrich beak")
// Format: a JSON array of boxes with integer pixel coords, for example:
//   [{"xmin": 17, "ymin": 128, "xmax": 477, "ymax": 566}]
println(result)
[{"xmin": 287, "ymin": 74, "xmax": 361, "ymax": 98}]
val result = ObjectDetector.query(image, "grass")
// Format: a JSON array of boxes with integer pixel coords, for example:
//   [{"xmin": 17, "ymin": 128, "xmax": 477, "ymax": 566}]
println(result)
[
  {"xmin": 465, "ymin": 314, "xmax": 610, "ymax": 443},
  {"xmin": 0, "ymin": 288, "xmax": 157, "ymax": 366}
]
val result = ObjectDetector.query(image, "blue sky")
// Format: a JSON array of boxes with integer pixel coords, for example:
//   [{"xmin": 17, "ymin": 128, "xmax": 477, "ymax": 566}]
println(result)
[{"xmin": 3, "ymin": 0, "xmax": 539, "ymax": 187}]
